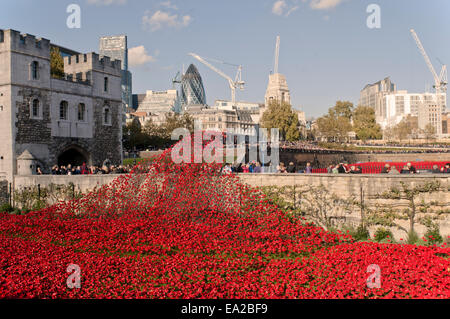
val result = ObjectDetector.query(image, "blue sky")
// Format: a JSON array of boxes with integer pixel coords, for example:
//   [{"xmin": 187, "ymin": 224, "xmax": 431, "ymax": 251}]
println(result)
[{"xmin": 1, "ymin": 0, "xmax": 449, "ymax": 118}]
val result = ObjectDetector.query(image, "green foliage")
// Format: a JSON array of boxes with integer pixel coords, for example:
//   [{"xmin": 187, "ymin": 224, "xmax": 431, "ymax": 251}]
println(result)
[
  {"xmin": 371, "ymin": 181, "xmax": 445, "ymax": 236},
  {"xmin": 315, "ymin": 101, "xmax": 353, "ymax": 143},
  {"xmin": 407, "ymin": 230, "xmax": 419, "ymax": 244},
  {"xmin": 353, "ymin": 224, "xmax": 370, "ymax": 241},
  {"xmin": 374, "ymin": 227, "xmax": 394, "ymax": 242},
  {"xmin": 259, "ymin": 185, "xmax": 357, "ymax": 231},
  {"xmin": 124, "ymin": 113, "xmax": 195, "ymax": 150},
  {"xmin": 50, "ymin": 46, "xmax": 64, "ymax": 79},
  {"xmin": 13, "ymin": 183, "xmax": 83, "ymax": 212},
  {"xmin": 393, "ymin": 115, "xmax": 418, "ymax": 141},
  {"xmin": 261, "ymin": 101, "xmax": 300, "ymax": 141},
  {"xmin": 339, "ymin": 224, "xmax": 370, "ymax": 242},
  {"xmin": 423, "ymin": 219, "xmax": 443, "ymax": 246},
  {"xmin": 422, "ymin": 123, "xmax": 437, "ymax": 142},
  {"xmin": 0, "ymin": 203, "xmax": 14, "ymax": 213},
  {"xmin": 353, "ymin": 105, "xmax": 382, "ymax": 141}
]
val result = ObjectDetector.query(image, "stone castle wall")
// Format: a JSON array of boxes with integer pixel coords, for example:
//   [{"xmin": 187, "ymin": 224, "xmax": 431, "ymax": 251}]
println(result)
[
  {"xmin": 238, "ymin": 173, "xmax": 450, "ymax": 240},
  {"xmin": 0, "ymin": 180, "xmax": 8, "ymax": 206}
]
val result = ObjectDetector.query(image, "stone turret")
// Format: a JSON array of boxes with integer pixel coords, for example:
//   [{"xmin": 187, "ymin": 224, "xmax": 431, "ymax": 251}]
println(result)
[{"xmin": 17, "ymin": 150, "xmax": 37, "ymax": 176}]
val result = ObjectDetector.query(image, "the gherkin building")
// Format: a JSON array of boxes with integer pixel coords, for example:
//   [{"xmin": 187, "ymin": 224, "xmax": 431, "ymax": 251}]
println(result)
[{"xmin": 180, "ymin": 64, "xmax": 206, "ymax": 110}]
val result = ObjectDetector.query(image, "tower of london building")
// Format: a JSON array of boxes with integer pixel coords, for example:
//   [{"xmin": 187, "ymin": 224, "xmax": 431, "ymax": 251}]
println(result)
[{"xmin": 0, "ymin": 29, "xmax": 123, "ymax": 182}]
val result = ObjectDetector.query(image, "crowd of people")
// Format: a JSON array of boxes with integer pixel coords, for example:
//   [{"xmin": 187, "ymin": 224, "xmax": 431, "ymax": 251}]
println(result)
[
  {"xmin": 223, "ymin": 162, "xmax": 263, "ymax": 174},
  {"xmin": 46, "ymin": 164, "xmax": 134, "ymax": 176},
  {"xmin": 358, "ymin": 142, "xmax": 450, "ymax": 149},
  {"xmin": 223, "ymin": 161, "xmax": 450, "ymax": 175},
  {"xmin": 379, "ymin": 162, "xmax": 450, "ymax": 174},
  {"xmin": 280, "ymin": 141, "xmax": 329, "ymax": 152}
]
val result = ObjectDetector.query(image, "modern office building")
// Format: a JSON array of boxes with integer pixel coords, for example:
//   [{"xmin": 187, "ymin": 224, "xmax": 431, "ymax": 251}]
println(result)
[
  {"xmin": 359, "ymin": 77, "xmax": 396, "ymax": 122},
  {"xmin": 136, "ymin": 90, "xmax": 180, "ymax": 114},
  {"xmin": 180, "ymin": 64, "xmax": 206, "ymax": 110},
  {"xmin": 99, "ymin": 35, "xmax": 132, "ymax": 115}
]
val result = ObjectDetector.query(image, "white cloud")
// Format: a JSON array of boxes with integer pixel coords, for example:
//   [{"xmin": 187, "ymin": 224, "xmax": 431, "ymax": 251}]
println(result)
[
  {"xmin": 285, "ymin": 6, "xmax": 299, "ymax": 16},
  {"xmin": 160, "ymin": 1, "xmax": 178, "ymax": 10},
  {"xmin": 310, "ymin": 0, "xmax": 346, "ymax": 10},
  {"xmin": 142, "ymin": 10, "xmax": 192, "ymax": 31},
  {"xmin": 128, "ymin": 46, "xmax": 156, "ymax": 67},
  {"xmin": 86, "ymin": 0, "xmax": 127, "ymax": 6},
  {"xmin": 272, "ymin": 0, "xmax": 300, "ymax": 17},
  {"xmin": 272, "ymin": 0, "xmax": 287, "ymax": 15}
]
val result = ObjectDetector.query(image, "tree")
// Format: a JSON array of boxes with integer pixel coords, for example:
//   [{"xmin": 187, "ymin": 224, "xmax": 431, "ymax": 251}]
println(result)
[
  {"xmin": 333, "ymin": 100, "xmax": 353, "ymax": 120},
  {"xmin": 159, "ymin": 112, "xmax": 194, "ymax": 140},
  {"xmin": 353, "ymin": 106, "xmax": 382, "ymax": 142},
  {"xmin": 50, "ymin": 46, "xmax": 64, "ymax": 79},
  {"xmin": 422, "ymin": 123, "xmax": 436, "ymax": 142},
  {"xmin": 383, "ymin": 126, "xmax": 395, "ymax": 142},
  {"xmin": 315, "ymin": 101, "xmax": 353, "ymax": 142},
  {"xmin": 393, "ymin": 115, "xmax": 418, "ymax": 141},
  {"xmin": 369, "ymin": 181, "xmax": 447, "ymax": 237},
  {"xmin": 261, "ymin": 101, "xmax": 300, "ymax": 141},
  {"xmin": 123, "ymin": 119, "xmax": 148, "ymax": 151}
]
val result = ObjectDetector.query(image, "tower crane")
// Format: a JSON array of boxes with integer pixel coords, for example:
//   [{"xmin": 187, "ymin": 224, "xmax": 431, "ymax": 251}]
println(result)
[
  {"xmin": 410, "ymin": 29, "xmax": 447, "ymax": 134},
  {"xmin": 172, "ymin": 71, "xmax": 182, "ymax": 89},
  {"xmin": 410, "ymin": 29, "xmax": 447, "ymax": 93},
  {"xmin": 188, "ymin": 53, "xmax": 245, "ymax": 106}
]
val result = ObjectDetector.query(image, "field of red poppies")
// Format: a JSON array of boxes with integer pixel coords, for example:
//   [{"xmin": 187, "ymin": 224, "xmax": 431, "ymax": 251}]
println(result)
[{"xmin": 0, "ymin": 144, "xmax": 449, "ymax": 299}]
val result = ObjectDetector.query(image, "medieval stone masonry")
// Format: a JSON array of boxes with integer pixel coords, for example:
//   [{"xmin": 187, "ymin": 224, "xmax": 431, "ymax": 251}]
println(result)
[{"xmin": 0, "ymin": 29, "xmax": 123, "ymax": 182}]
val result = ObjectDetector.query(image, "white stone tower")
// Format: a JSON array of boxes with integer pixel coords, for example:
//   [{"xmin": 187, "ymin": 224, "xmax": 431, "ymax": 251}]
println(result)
[{"xmin": 264, "ymin": 36, "xmax": 291, "ymax": 107}]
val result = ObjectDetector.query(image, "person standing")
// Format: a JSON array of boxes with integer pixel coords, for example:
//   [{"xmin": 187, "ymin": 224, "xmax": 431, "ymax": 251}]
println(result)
[
  {"xmin": 305, "ymin": 162, "xmax": 312, "ymax": 174},
  {"xmin": 406, "ymin": 162, "xmax": 417, "ymax": 174},
  {"xmin": 287, "ymin": 162, "xmax": 296, "ymax": 173}
]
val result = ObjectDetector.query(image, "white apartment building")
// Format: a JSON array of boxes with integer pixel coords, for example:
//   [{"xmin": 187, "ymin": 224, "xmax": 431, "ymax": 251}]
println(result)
[{"xmin": 381, "ymin": 91, "xmax": 446, "ymax": 134}]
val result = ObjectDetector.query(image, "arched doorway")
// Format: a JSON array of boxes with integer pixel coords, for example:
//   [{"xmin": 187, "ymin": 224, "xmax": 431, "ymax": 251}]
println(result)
[{"xmin": 57, "ymin": 146, "xmax": 91, "ymax": 167}]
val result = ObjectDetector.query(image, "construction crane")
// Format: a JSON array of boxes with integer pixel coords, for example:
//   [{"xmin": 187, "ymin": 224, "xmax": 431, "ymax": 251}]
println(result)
[
  {"xmin": 410, "ymin": 29, "xmax": 447, "ymax": 135},
  {"xmin": 172, "ymin": 71, "xmax": 182, "ymax": 89},
  {"xmin": 188, "ymin": 53, "xmax": 245, "ymax": 106},
  {"xmin": 410, "ymin": 29, "xmax": 448, "ymax": 108},
  {"xmin": 273, "ymin": 35, "xmax": 280, "ymax": 74}
]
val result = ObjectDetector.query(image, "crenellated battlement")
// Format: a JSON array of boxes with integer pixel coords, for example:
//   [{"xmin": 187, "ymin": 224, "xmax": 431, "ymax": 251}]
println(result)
[
  {"xmin": 65, "ymin": 52, "xmax": 122, "ymax": 75},
  {"xmin": 0, "ymin": 29, "xmax": 50, "ymax": 52}
]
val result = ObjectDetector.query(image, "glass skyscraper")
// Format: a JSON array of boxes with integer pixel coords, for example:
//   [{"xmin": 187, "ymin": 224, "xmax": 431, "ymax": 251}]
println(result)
[
  {"xmin": 180, "ymin": 64, "xmax": 206, "ymax": 110},
  {"xmin": 99, "ymin": 35, "xmax": 133, "ymax": 116}
]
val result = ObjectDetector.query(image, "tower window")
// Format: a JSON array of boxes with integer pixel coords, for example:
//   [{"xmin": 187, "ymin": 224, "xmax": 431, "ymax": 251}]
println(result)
[
  {"xmin": 104, "ymin": 77, "xmax": 109, "ymax": 92},
  {"xmin": 78, "ymin": 103, "xmax": 86, "ymax": 122},
  {"xmin": 60, "ymin": 101, "xmax": 68, "ymax": 120},
  {"xmin": 103, "ymin": 103, "xmax": 111, "ymax": 125},
  {"xmin": 31, "ymin": 61, "xmax": 39, "ymax": 80},
  {"xmin": 31, "ymin": 99, "xmax": 41, "ymax": 119}
]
